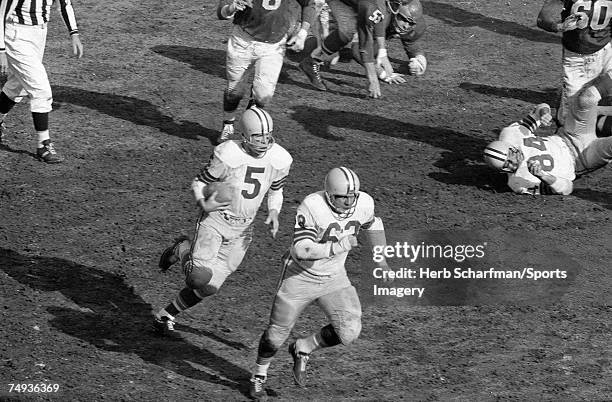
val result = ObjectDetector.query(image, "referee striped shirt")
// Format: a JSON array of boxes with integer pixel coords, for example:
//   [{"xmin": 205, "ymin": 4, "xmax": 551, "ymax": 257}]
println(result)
[{"xmin": 0, "ymin": 0, "xmax": 79, "ymax": 51}]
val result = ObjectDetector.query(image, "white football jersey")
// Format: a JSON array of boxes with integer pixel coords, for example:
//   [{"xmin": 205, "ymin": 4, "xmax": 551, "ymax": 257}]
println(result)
[
  {"xmin": 508, "ymin": 136, "xmax": 576, "ymax": 195},
  {"xmin": 199, "ymin": 141, "xmax": 292, "ymax": 219},
  {"xmin": 290, "ymin": 191, "xmax": 376, "ymax": 276}
]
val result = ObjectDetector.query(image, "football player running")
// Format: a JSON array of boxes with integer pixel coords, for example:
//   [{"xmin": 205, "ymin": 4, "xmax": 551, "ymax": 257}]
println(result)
[
  {"xmin": 484, "ymin": 74, "xmax": 612, "ymax": 195},
  {"xmin": 215, "ymin": 0, "xmax": 316, "ymax": 144},
  {"xmin": 248, "ymin": 167, "xmax": 389, "ymax": 400},
  {"xmin": 153, "ymin": 107, "xmax": 293, "ymax": 335},
  {"xmin": 299, "ymin": 0, "xmax": 426, "ymax": 98},
  {"xmin": 537, "ymin": 0, "xmax": 612, "ymax": 126}
]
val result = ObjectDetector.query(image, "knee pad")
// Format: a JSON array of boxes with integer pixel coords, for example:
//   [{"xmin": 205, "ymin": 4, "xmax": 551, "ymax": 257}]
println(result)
[
  {"xmin": 257, "ymin": 328, "xmax": 286, "ymax": 359},
  {"xmin": 223, "ymin": 89, "xmax": 243, "ymax": 112},
  {"xmin": 262, "ymin": 324, "xmax": 292, "ymax": 353},
  {"xmin": 576, "ymin": 86, "xmax": 602, "ymax": 110},
  {"xmin": 185, "ymin": 264, "xmax": 215, "ymax": 293},
  {"xmin": 334, "ymin": 314, "xmax": 362, "ymax": 345}
]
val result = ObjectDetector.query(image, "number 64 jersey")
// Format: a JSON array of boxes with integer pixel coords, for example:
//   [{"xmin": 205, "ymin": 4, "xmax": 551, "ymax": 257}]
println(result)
[
  {"xmin": 290, "ymin": 191, "xmax": 377, "ymax": 276},
  {"xmin": 197, "ymin": 140, "xmax": 292, "ymax": 220}
]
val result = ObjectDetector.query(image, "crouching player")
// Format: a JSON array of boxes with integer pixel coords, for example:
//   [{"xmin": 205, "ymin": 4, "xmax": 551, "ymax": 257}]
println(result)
[
  {"xmin": 152, "ymin": 106, "xmax": 292, "ymax": 334},
  {"xmin": 248, "ymin": 167, "xmax": 389, "ymax": 400}
]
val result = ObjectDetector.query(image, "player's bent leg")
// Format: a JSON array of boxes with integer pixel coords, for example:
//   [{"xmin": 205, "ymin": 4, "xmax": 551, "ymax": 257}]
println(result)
[
  {"xmin": 252, "ymin": 45, "xmax": 284, "ymax": 108},
  {"xmin": 317, "ymin": 285, "xmax": 363, "ymax": 345},
  {"xmin": 576, "ymin": 137, "xmax": 612, "ymax": 174}
]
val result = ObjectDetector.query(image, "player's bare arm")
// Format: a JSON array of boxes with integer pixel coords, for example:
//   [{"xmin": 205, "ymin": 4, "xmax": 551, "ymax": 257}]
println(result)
[{"xmin": 537, "ymin": 0, "xmax": 587, "ymax": 33}]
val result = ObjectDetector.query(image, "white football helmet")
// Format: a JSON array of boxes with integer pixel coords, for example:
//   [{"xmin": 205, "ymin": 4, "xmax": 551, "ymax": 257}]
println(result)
[
  {"xmin": 238, "ymin": 106, "xmax": 275, "ymax": 157},
  {"xmin": 324, "ymin": 167, "xmax": 360, "ymax": 218},
  {"xmin": 484, "ymin": 140, "xmax": 523, "ymax": 172}
]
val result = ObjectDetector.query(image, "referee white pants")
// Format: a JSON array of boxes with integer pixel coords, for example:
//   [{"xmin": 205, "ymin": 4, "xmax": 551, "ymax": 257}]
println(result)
[{"xmin": 2, "ymin": 20, "xmax": 53, "ymax": 113}]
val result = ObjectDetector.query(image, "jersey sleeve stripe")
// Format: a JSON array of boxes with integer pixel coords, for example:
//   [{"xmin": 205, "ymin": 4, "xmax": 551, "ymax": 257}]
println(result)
[
  {"xmin": 293, "ymin": 233, "xmax": 317, "ymax": 243},
  {"xmin": 196, "ymin": 169, "xmax": 219, "ymax": 184},
  {"xmin": 270, "ymin": 176, "xmax": 287, "ymax": 190},
  {"xmin": 294, "ymin": 227, "xmax": 317, "ymax": 236}
]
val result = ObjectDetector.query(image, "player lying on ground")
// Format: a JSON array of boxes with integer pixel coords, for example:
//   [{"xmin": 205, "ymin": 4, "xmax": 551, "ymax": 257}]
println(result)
[
  {"xmin": 484, "ymin": 76, "xmax": 612, "ymax": 195},
  {"xmin": 153, "ymin": 107, "xmax": 293, "ymax": 335},
  {"xmin": 248, "ymin": 167, "xmax": 389, "ymax": 401}
]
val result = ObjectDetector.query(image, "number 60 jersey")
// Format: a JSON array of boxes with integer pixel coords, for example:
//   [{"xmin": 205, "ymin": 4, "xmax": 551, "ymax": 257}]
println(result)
[
  {"xmin": 198, "ymin": 140, "xmax": 292, "ymax": 220},
  {"xmin": 290, "ymin": 191, "xmax": 377, "ymax": 276}
]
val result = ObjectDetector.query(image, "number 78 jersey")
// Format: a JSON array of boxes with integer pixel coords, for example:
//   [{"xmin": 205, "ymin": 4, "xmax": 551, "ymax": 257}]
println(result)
[
  {"xmin": 201, "ymin": 140, "xmax": 292, "ymax": 219},
  {"xmin": 290, "ymin": 191, "xmax": 377, "ymax": 276}
]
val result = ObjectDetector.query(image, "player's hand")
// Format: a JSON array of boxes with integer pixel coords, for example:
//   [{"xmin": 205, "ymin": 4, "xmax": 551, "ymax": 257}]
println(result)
[
  {"xmin": 334, "ymin": 235, "xmax": 358, "ymax": 254},
  {"xmin": 380, "ymin": 71, "xmax": 406, "ymax": 84},
  {"xmin": 527, "ymin": 159, "xmax": 544, "ymax": 178},
  {"xmin": 287, "ymin": 28, "xmax": 308, "ymax": 52},
  {"xmin": 233, "ymin": 0, "xmax": 253, "ymax": 11},
  {"xmin": 265, "ymin": 209, "xmax": 280, "ymax": 239},
  {"xmin": 375, "ymin": 48, "xmax": 394, "ymax": 80},
  {"xmin": 559, "ymin": 12, "xmax": 588, "ymax": 32},
  {"xmin": 71, "ymin": 34, "xmax": 83, "ymax": 59},
  {"xmin": 368, "ymin": 77, "xmax": 382, "ymax": 98},
  {"xmin": 198, "ymin": 192, "xmax": 231, "ymax": 213},
  {"xmin": 408, "ymin": 54, "xmax": 427, "ymax": 76},
  {"xmin": 536, "ymin": 104, "xmax": 553, "ymax": 126},
  {"xmin": 0, "ymin": 52, "xmax": 8, "ymax": 75}
]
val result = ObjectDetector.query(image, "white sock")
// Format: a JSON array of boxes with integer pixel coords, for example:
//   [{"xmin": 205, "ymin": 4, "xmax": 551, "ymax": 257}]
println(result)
[
  {"xmin": 156, "ymin": 308, "xmax": 175, "ymax": 321},
  {"xmin": 296, "ymin": 333, "xmax": 322, "ymax": 354},
  {"xmin": 253, "ymin": 362, "xmax": 270, "ymax": 378},
  {"xmin": 37, "ymin": 130, "xmax": 50, "ymax": 147}
]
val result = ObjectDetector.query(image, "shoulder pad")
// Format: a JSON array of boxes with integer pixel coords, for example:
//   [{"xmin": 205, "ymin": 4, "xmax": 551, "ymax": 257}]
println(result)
[
  {"xmin": 267, "ymin": 144, "xmax": 294, "ymax": 169},
  {"xmin": 214, "ymin": 141, "xmax": 248, "ymax": 168},
  {"xmin": 302, "ymin": 191, "xmax": 327, "ymax": 212}
]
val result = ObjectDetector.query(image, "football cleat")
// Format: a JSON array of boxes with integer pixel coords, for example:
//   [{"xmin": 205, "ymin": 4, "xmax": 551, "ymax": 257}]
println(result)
[
  {"xmin": 36, "ymin": 140, "xmax": 64, "ymax": 164},
  {"xmin": 299, "ymin": 58, "xmax": 327, "ymax": 91},
  {"xmin": 153, "ymin": 315, "xmax": 176, "ymax": 336},
  {"xmin": 249, "ymin": 375, "xmax": 268, "ymax": 401},
  {"xmin": 214, "ymin": 120, "xmax": 234, "ymax": 145},
  {"xmin": 288, "ymin": 342, "xmax": 310, "ymax": 387},
  {"xmin": 158, "ymin": 235, "xmax": 189, "ymax": 272}
]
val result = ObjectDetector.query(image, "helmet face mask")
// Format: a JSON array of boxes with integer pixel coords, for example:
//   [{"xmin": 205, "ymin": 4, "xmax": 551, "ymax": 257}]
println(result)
[
  {"xmin": 324, "ymin": 167, "xmax": 360, "ymax": 218},
  {"xmin": 238, "ymin": 106, "xmax": 275, "ymax": 157},
  {"xmin": 484, "ymin": 140, "xmax": 523, "ymax": 173}
]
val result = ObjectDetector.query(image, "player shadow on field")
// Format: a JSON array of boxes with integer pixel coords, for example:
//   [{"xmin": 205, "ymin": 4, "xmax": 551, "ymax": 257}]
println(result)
[
  {"xmin": 0, "ymin": 142, "xmax": 37, "ymax": 159},
  {"xmin": 573, "ymin": 188, "xmax": 612, "ymax": 210},
  {"xmin": 290, "ymin": 105, "xmax": 497, "ymax": 189},
  {"xmin": 152, "ymin": 45, "xmax": 366, "ymax": 99},
  {"xmin": 424, "ymin": 1, "xmax": 558, "ymax": 44},
  {"xmin": 0, "ymin": 248, "xmax": 254, "ymax": 398},
  {"xmin": 51, "ymin": 85, "xmax": 218, "ymax": 143},
  {"xmin": 459, "ymin": 82, "xmax": 559, "ymax": 106}
]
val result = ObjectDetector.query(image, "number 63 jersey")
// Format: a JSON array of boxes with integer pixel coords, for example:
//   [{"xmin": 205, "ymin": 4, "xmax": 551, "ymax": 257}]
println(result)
[
  {"xmin": 199, "ymin": 140, "xmax": 292, "ymax": 219},
  {"xmin": 290, "ymin": 191, "xmax": 377, "ymax": 276},
  {"xmin": 508, "ymin": 136, "xmax": 576, "ymax": 195}
]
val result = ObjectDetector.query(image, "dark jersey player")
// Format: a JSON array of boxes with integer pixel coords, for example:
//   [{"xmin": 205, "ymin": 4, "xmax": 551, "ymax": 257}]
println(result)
[{"xmin": 298, "ymin": 0, "xmax": 426, "ymax": 98}]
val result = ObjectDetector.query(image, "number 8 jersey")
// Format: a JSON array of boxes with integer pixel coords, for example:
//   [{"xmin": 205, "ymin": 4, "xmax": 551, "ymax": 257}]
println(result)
[
  {"xmin": 197, "ymin": 140, "xmax": 292, "ymax": 219},
  {"xmin": 290, "ymin": 191, "xmax": 377, "ymax": 276}
]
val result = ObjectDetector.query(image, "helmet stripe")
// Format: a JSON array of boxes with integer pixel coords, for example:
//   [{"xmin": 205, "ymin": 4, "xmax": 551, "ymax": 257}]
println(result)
[
  {"xmin": 339, "ymin": 166, "xmax": 355, "ymax": 193},
  {"xmin": 250, "ymin": 107, "xmax": 271, "ymax": 134},
  {"xmin": 484, "ymin": 147, "xmax": 507, "ymax": 162}
]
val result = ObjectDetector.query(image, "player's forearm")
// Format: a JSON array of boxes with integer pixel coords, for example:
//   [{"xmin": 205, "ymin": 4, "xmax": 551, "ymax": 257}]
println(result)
[
  {"xmin": 191, "ymin": 178, "xmax": 206, "ymax": 202},
  {"xmin": 293, "ymin": 238, "xmax": 353, "ymax": 260},
  {"xmin": 267, "ymin": 188, "xmax": 283, "ymax": 214},
  {"xmin": 536, "ymin": 0, "xmax": 564, "ymax": 32},
  {"xmin": 364, "ymin": 62, "xmax": 378, "ymax": 83},
  {"xmin": 540, "ymin": 176, "xmax": 573, "ymax": 195}
]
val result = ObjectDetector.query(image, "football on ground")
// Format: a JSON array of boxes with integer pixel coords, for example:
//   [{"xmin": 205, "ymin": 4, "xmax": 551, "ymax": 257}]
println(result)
[{"xmin": 202, "ymin": 182, "xmax": 235, "ymax": 203}]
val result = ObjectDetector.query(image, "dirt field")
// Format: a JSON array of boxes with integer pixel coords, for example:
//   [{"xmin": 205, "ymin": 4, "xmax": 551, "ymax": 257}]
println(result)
[{"xmin": 1, "ymin": 0, "xmax": 610, "ymax": 400}]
